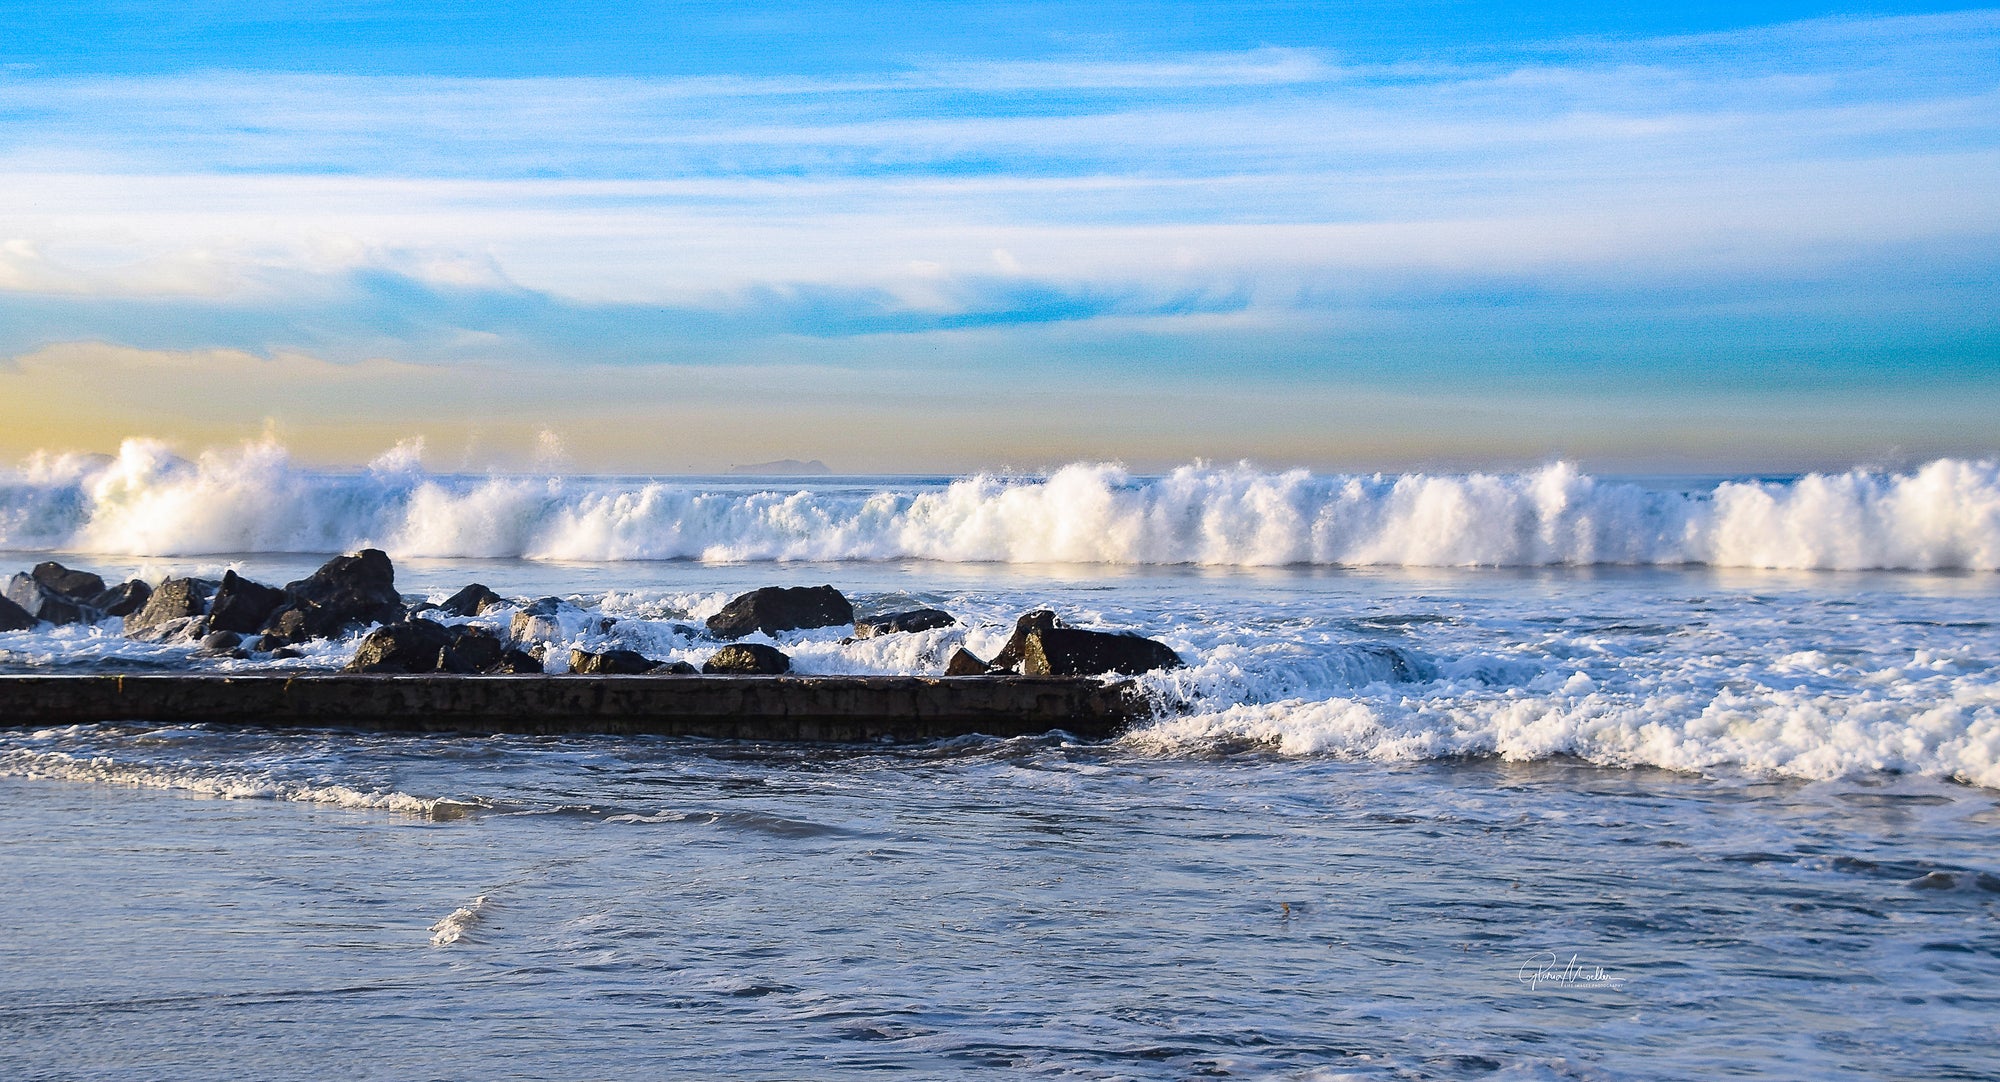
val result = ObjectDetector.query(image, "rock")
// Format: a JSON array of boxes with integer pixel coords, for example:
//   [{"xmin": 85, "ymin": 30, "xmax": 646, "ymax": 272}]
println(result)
[
  {"xmin": 128, "ymin": 616, "xmax": 206, "ymax": 645},
  {"xmin": 348, "ymin": 620, "xmax": 538, "ymax": 674},
  {"xmin": 570, "ymin": 648, "xmax": 660, "ymax": 675},
  {"xmin": 89, "ymin": 580, "xmax": 152, "ymax": 618},
  {"xmin": 706, "ymin": 585, "xmax": 853, "ymax": 640},
  {"xmin": 438, "ymin": 583, "xmax": 504, "ymax": 618},
  {"xmin": 989, "ymin": 609, "xmax": 1183, "ymax": 677},
  {"xmin": 510, "ymin": 610, "xmax": 565, "ymax": 645},
  {"xmin": 702, "ymin": 642, "xmax": 791, "ymax": 675},
  {"xmin": 987, "ymin": 610, "xmax": 1058, "ymax": 672},
  {"xmin": 5, "ymin": 573, "xmax": 91, "ymax": 625},
  {"xmin": 853, "ymin": 608, "xmax": 956, "ymax": 639},
  {"xmin": 648, "ymin": 660, "xmax": 699, "ymax": 675},
  {"xmin": 124, "ymin": 577, "xmax": 217, "ymax": 636},
  {"xmin": 259, "ymin": 549, "xmax": 405, "ymax": 645},
  {"xmin": 521, "ymin": 596, "xmax": 565, "ymax": 616},
  {"xmin": 344, "ymin": 619, "xmax": 456, "ymax": 673},
  {"xmin": 31, "ymin": 562, "xmax": 105, "ymax": 600},
  {"xmin": 269, "ymin": 647, "xmax": 303, "ymax": 660},
  {"xmin": 441, "ymin": 625, "xmax": 506, "ymax": 673},
  {"xmin": 945, "ymin": 647, "xmax": 992, "ymax": 676},
  {"xmin": 0, "ymin": 593, "xmax": 34, "ymax": 632},
  {"xmin": 495, "ymin": 648, "xmax": 543, "ymax": 674},
  {"xmin": 207, "ymin": 570, "xmax": 287, "ymax": 634},
  {"xmin": 194, "ymin": 630, "xmax": 245, "ymax": 658}
]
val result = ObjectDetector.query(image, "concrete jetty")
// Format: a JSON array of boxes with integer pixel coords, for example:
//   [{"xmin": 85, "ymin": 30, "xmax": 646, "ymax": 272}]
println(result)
[{"xmin": 0, "ymin": 674, "xmax": 1148, "ymax": 742}]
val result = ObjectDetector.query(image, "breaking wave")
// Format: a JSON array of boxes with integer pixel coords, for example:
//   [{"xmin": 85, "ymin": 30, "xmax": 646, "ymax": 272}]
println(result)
[{"xmin": 4, "ymin": 438, "xmax": 1999, "ymax": 569}]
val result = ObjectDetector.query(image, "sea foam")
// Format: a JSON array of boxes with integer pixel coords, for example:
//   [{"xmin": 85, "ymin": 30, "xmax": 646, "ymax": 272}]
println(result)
[{"xmin": 5, "ymin": 438, "xmax": 1999, "ymax": 569}]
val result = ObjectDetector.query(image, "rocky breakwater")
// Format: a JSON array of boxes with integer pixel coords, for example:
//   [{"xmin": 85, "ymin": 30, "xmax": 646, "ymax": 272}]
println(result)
[{"xmin": 0, "ymin": 556, "xmax": 1186, "ymax": 739}]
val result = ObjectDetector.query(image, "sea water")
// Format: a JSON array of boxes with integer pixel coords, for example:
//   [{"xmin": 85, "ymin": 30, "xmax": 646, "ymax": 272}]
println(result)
[{"xmin": 1, "ymin": 447, "xmax": 1996, "ymax": 1079}]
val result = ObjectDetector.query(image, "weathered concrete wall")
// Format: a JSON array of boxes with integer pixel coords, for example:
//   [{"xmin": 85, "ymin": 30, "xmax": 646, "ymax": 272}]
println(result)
[{"xmin": 0, "ymin": 674, "xmax": 1146, "ymax": 742}]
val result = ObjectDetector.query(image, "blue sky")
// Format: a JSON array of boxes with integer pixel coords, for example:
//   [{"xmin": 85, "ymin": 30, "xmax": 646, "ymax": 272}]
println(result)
[{"xmin": 0, "ymin": 2, "xmax": 1995, "ymax": 471}]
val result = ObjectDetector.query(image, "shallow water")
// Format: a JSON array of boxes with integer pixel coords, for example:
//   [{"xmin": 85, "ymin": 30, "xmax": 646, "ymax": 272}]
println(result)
[{"xmin": 3, "ymin": 742, "xmax": 1996, "ymax": 1080}]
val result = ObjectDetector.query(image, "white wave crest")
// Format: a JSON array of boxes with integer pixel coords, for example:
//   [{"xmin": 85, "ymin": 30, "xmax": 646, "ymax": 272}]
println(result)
[
  {"xmin": 4, "ymin": 438, "xmax": 2000, "ymax": 569},
  {"xmin": 1126, "ymin": 658, "xmax": 2000, "ymax": 788},
  {"xmin": 429, "ymin": 896, "xmax": 487, "ymax": 946},
  {"xmin": 0, "ymin": 747, "xmax": 440, "ymax": 816}
]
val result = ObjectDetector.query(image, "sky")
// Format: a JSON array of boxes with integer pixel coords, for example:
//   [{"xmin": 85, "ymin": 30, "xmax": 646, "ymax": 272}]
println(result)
[{"xmin": 0, "ymin": 1, "xmax": 1995, "ymax": 473}]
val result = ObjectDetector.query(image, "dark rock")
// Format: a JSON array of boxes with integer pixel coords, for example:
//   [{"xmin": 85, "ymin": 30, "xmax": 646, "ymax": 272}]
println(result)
[
  {"xmin": 438, "ymin": 583, "xmax": 504, "ymax": 618},
  {"xmin": 989, "ymin": 610, "xmax": 1183, "ymax": 677},
  {"xmin": 702, "ymin": 642, "xmax": 791, "ymax": 675},
  {"xmin": 5, "ymin": 573, "xmax": 92, "ymax": 625},
  {"xmin": 207, "ymin": 570, "xmax": 286, "ymax": 634},
  {"xmin": 442, "ymin": 625, "xmax": 506, "ymax": 673},
  {"xmin": 31, "ymin": 562, "xmax": 105, "ymax": 599},
  {"xmin": 261, "ymin": 608, "xmax": 308, "ymax": 645},
  {"xmin": 269, "ymin": 647, "xmax": 303, "ymax": 660},
  {"xmin": 496, "ymin": 648, "xmax": 543, "ymax": 674},
  {"xmin": 648, "ymin": 660, "xmax": 699, "ymax": 675},
  {"xmin": 194, "ymin": 630, "xmax": 244, "ymax": 657},
  {"xmin": 853, "ymin": 608, "xmax": 956, "ymax": 639},
  {"xmin": 344, "ymin": 619, "xmax": 456, "ymax": 674},
  {"xmin": 945, "ymin": 647, "xmax": 992, "ymax": 676},
  {"xmin": 259, "ymin": 549, "xmax": 405, "ymax": 645},
  {"xmin": 124, "ymin": 577, "xmax": 217, "ymax": 636},
  {"xmin": 89, "ymin": 580, "xmax": 152, "ymax": 618},
  {"xmin": 0, "ymin": 593, "xmax": 34, "ymax": 632},
  {"xmin": 128, "ymin": 616, "xmax": 206, "ymax": 645},
  {"xmin": 988, "ymin": 610, "xmax": 1059, "ymax": 672},
  {"xmin": 706, "ymin": 585, "xmax": 853, "ymax": 639},
  {"xmin": 521, "ymin": 596, "xmax": 565, "ymax": 616},
  {"xmin": 570, "ymin": 648, "xmax": 660, "ymax": 675}
]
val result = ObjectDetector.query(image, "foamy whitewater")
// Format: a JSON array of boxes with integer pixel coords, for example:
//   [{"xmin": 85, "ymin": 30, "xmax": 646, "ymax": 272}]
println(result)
[
  {"xmin": 4, "ymin": 441, "xmax": 1998, "ymax": 1079},
  {"xmin": 9, "ymin": 438, "xmax": 2000, "ymax": 568}
]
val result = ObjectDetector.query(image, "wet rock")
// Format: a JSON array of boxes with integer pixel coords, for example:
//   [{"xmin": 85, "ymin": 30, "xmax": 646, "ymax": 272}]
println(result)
[
  {"xmin": 124, "ymin": 577, "xmax": 217, "ymax": 636},
  {"xmin": 194, "ymin": 630, "xmax": 245, "ymax": 658},
  {"xmin": 5, "ymin": 572, "xmax": 92, "ymax": 625},
  {"xmin": 495, "ymin": 648, "xmax": 543, "ymax": 674},
  {"xmin": 853, "ymin": 608, "xmax": 956, "ymax": 639},
  {"xmin": 441, "ymin": 625, "xmax": 506, "ymax": 673},
  {"xmin": 438, "ymin": 583, "xmax": 505, "ymax": 618},
  {"xmin": 990, "ymin": 609, "xmax": 1183, "ymax": 677},
  {"xmin": 648, "ymin": 660, "xmax": 699, "ymax": 675},
  {"xmin": 570, "ymin": 648, "xmax": 660, "ymax": 675},
  {"xmin": 207, "ymin": 570, "xmax": 287, "ymax": 634},
  {"xmin": 987, "ymin": 610, "xmax": 1058, "ymax": 672},
  {"xmin": 521, "ymin": 597, "xmax": 565, "ymax": 616},
  {"xmin": 128, "ymin": 615, "xmax": 206, "ymax": 645},
  {"xmin": 344, "ymin": 619, "xmax": 456, "ymax": 673},
  {"xmin": 348, "ymin": 619, "xmax": 537, "ymax": 674},
  {"xmin": 31, "ymin": 562, "xmax": 106, "ymax": 600},
  {"xmin": 702, "ymin": 642, "xmax": 791, "ymax": 675},
  {"xmin": 89, "ymin": 580, "xmax": 152, "ymax": 618},
  {"xmin": 0, "ymin": 593, "xmax": 34, "ymax": 632},
  {"xmin": 706, "ymin": 585, "xmax": 852, "ymax": 640},
  {"xmin": 259, "ymin": 549, "xmax": 405, "ymax": 645},
  {"xmin": 269, "ymin": 647, "xmax": 303, "ymax": 660},
  {"xmin": 945, "ymin": 647, "xmax": 992, "ymax": 676},
  {"xmin": 510, "ymin": 610, "xmax": 565, "ymax": 645}
]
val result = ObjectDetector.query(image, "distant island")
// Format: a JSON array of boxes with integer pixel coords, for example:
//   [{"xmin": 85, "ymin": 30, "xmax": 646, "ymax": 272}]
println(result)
[{"xmin": 727, "ymin": 459, "xmax": 831, "ymax": 476}]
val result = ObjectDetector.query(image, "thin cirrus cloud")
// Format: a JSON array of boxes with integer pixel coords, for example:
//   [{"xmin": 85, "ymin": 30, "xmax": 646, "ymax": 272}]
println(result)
[{"xmin": 0, "ymin": 8, "xmax": 1994, "ymax": 468}]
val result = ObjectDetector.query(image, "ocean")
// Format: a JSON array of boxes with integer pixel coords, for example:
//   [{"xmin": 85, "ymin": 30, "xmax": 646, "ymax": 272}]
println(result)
[{"xmin": 2, "ymin": 445, "xmax": 1997, "ymax": 1080}]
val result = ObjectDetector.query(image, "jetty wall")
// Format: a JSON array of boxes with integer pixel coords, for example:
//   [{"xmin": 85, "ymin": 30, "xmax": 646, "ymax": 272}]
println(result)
[{"xmin": 0, "ymin": 674, "xmax": 1145, "ymax": 742}]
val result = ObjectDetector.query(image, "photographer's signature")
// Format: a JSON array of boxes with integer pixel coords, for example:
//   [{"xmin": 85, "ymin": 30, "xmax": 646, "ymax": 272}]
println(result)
[{"xmin": 1518, "ymin": 952, "xmax": 1624, "ymax": 991}]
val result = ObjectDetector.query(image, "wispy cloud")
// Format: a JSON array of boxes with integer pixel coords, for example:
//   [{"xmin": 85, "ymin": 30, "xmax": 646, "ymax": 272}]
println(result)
[{"xmin": 0, "ymin": 10, "xmax": 1994, "ymax": 468}]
